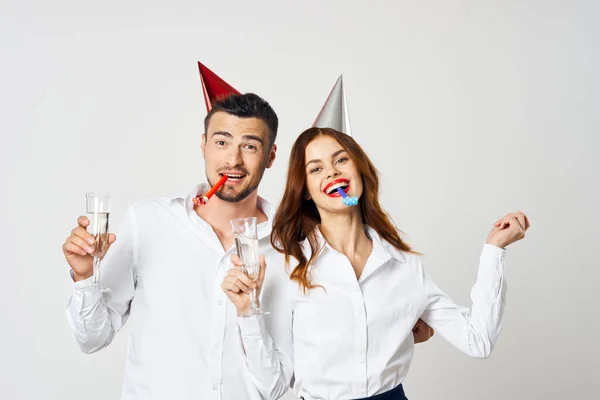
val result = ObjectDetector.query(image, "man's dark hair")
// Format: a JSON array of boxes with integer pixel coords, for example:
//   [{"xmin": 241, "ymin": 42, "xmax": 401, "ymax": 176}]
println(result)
[{"xmin": 204, "ymin": 93, "xmax": 278, "ymax": 146}]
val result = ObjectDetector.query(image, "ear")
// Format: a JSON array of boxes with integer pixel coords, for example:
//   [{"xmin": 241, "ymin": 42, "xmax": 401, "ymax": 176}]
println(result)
[
  {"xmin": 266, "ymin": 144, "xmax": 277, "ymax": 169},
  {"xmin": 304, "ymin": 190, "xmax": 311, "ymax": 201},
  {"xmin": 201, "ymin": 133, "xmax": 207, "ymax": 157}
]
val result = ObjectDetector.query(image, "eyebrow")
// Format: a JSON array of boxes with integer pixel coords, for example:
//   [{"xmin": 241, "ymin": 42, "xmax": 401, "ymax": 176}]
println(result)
[
  {"xmin": 306, "ymin": 149, "xmax": 347, "ymax": 167},
  {"xmin": 211, "ymin": 131, "xmax": 264, "ymax": 144},
  {"xmin": 211, "ymin": 131, "xmax": 233, "ymax": 139},
  {"xmin": 242, "ymin": 135, "xmax": 264, "ymax": 144}
]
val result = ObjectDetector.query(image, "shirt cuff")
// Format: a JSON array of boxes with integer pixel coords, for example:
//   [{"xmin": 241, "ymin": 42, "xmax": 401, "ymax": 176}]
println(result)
[
  {"xmin": 480, "ymin": 243, "xmax": 506, "ymax": 279},
  {"xmin": 482, "ymin": 243, "xmax": 506, "ymax": 260},
  {"xmin": 238, "ymin": 315, "xmax": 264, "ymax": 338},
  {"xmin": 69, "ymin": 269, "xmax": 96, "ymax": 290}
]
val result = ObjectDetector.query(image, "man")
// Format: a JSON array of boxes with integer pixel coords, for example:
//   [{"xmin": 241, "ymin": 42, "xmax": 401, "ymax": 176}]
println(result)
[{"xmin": 63, "ymin": 62, "xmax": 433, "ymax": 399}]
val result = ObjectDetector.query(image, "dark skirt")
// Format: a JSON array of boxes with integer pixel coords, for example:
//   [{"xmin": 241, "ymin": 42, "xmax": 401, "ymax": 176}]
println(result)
[{"xmin": 353, "ymin": 384, "xmax": 408, "ymax": 400}]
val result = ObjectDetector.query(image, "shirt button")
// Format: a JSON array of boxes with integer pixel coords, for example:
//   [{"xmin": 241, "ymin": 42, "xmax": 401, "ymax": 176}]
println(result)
[
  {"xmin": 213, "ymin": 384, "xmax": 219, "ymax": 390},
  {"xmin": 214, "ymin": 343, "xmax": 220, "ymax": 350},
  {"xmin": 217, "ymin": 300, "xmax": 223, "ymax": 306}
]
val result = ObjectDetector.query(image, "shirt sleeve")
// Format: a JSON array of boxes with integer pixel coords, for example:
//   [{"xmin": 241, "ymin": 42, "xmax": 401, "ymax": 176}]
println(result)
[
  {"xmin": 236, "ymin": 269, "xmax": 295, "ymax": 399},
  {"xmin": 65, "ymin": 206, "xmax": 138, "ymax": 354},
  {"xmin": 418, "ymin": 244, "xmax": 507, "ymax": 358}
]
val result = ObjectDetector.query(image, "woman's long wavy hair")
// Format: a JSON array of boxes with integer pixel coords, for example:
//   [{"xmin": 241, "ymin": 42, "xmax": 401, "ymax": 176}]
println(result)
[{"xmin": 271, "ymin": 127, "xmax": 415, "ymax": 292}]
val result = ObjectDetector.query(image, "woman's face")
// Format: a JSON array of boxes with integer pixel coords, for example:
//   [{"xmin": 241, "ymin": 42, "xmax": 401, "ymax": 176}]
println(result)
[{"xmin": 304, "ymin": 135, "xmax": 363, "ymax": 214}]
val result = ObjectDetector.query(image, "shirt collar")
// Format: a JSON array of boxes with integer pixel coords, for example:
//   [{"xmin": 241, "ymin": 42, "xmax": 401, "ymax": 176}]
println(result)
[
  {"xmin": 304, "ymin": 224, "xmax": 407, "ymax": 264},
  {"xmin": 369, "ymin": 226, "xmax": 407, "ymax": 264}
]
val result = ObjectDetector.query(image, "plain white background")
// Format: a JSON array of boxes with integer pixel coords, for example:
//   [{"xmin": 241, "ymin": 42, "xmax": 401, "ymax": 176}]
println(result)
[{"xmin": 1, "ymin": 1, "xmax": 598, "ymax": 399}]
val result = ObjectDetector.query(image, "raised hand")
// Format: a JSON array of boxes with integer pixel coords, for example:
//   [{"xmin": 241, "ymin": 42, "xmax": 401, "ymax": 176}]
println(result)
[{"xmin": 486, "ymin": 211, "xmax": 530, "ymax": 249}]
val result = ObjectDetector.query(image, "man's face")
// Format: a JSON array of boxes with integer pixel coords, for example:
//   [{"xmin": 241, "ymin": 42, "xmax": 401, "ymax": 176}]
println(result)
[{"xmin": 202, "ymin": 111, "xmax": 276, "ymax": 202}]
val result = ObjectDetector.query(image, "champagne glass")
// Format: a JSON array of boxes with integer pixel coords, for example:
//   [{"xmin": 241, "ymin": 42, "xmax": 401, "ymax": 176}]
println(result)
[
  {"xmin": 85, "ymin": 192, "xmax": 112, "ymax": 292},
  {"xmin": 230, "ymin": 217, "xmax": 268, "ymax": 316}
]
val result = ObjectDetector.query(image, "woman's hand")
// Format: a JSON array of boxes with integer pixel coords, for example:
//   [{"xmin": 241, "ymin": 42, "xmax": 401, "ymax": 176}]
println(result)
[
  {"xmin": 486, "ymin": 211, "xmax": 530, "ymax": 249},
  {"xmin": 221, "ymin": 254, "xmax": 267, "ymax": 316}
]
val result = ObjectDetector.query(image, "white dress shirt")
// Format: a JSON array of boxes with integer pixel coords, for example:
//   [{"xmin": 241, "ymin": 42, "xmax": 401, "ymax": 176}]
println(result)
[
  {"xmin": 65, "ymin": 184, "xmax": 290, "ymax": 400},
  {"xmin": 238, "ymin": 226, "xmax": 507, "ymax": 400}
]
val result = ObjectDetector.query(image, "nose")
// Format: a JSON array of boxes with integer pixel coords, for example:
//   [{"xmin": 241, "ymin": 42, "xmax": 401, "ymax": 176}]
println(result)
[
  {"xmin": 325, "ymin": 164, "xmax": 341, "ymax": 180},
  {"xmin": 225, "ymin": 146, "xmax": 243, "ymax": 167}
]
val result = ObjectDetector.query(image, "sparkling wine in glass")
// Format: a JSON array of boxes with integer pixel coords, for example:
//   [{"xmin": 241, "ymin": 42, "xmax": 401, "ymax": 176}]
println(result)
[
  {"xmin": 230, "ymin": 217, "xmax": 268, "ymax": 317},
  {"xmin": 86, "ymin": 192, "xmax": 112, "ymax": 292}
]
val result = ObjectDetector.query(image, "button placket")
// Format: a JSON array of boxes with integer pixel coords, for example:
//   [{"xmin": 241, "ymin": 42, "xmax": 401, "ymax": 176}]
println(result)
[
  {"xmin": 353, "ymin": 292, "xmax": 368, "ymax": 395},
  {"xmin": 209, "ymin": 261, "xmax": 228, "ymax": 399}
]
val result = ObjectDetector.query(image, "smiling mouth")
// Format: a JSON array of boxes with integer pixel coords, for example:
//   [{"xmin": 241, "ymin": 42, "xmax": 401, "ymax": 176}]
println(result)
[
  {"xmin": 324, "ymin": 180, "xmax": 350, "ymax": 197},
  {"xmin": 220, "ymin": 173, "xmax": 246, "ymax": 182}
]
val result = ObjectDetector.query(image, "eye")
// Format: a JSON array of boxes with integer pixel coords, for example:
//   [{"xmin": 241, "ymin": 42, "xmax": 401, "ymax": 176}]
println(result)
[
  {"xmin": 216, "ymin": 140, "xmax": 226, "ymax": 146},
  {"xmin": 335, "ymin": 157, "xmax": 348, "ymax": 165},
  {"xmin": 309, "ymin": 167, "xmax": 321, "ymax": 174},
  {"xmin": 245, "ymin": 144, "xmax": 258, "ymax": 151}
]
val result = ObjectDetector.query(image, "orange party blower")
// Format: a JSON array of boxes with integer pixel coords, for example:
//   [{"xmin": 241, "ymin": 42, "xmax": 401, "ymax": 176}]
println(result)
[{"xmin": 193, "ymin": 175, "xmax": 228, "ymax": 206}]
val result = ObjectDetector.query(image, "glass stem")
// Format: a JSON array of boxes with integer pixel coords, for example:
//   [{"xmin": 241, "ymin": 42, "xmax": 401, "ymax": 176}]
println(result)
[
  {"xmin": 249, "ymin": 287, "xmax": 258, "ymax": 310},
  {"xmin": 93, "ymin": 256, "xmax": 101, "ymax": 288}
]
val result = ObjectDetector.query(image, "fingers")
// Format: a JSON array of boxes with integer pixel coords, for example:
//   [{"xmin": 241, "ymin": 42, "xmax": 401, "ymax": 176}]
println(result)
[
  {"xmin": 257, "ymin": 255, "xmax": 267, "ymax": 283},
  {"xmin": 71, "ymin": 226, "xmax": 95, "ymax": 246},
  {"xmin": 427, "ymin": 324, "xmax": 434, "ymax": 336},
  {"xmin": 73, "ymin": 235, "xmax": 94, "ymax": 255},
  {"xmin": 230, "ymin": 254, "xmax": 243, "ymax": 267},
  {"xmin": 512, "ymin": 213, "xmax": 526, "ymax": 232},
  {"xmin": 413, "ymin": 318, "xmax": 424, "ymax": 329},
  {"xmin": 77, "ymin": 216, "xmax": 90, "ymax": 228},
  {"xmin": 497, "ymin": 220, "xmax": 507, "ymax": 229},
  {"xmin": 496, "ymin": 214, "xmax": 514, "ymax": 228},
  {"xmin": 493, "ymin": 215, "xmax": 527, "ymax": 245},
  {"xmin": 227, "ymin": 267, "xmax": 257, "ymax": 287},
  {"xmin": 228, "ymin": 254, "xmax": 267, "ymax": 283},
  {"xmin": 416, "ymin": 318, "xmax": 434, "ymax": 336},
  {"xmin": 518, "ymin": 210, "xmax": 531, "ymax": 231},
  {"xmin": 68, "ymin": 217, "xmax": 115, "ymax": 255},
  {"xmin": 501, "ymin": 217, "xmax": 525, "ymax": 239},
  {"xmin": 63, "ymin": 240, "xmax": 92, "ymax": 257},
  {"xmin": 412, "ymin": 319, "xmax": 434, "ymax": 344},
  {"xmin": 495, "ymin": 213, "xmax": 526, "ymax": 231},
  {"xmin": 221, "ymin": 276, "xmax": 251, "ymax": 294},
  {"xmin": 417, "ymin": 324, "xmax": 434, "ymax": 338},
  {"xmin": 506, "ymin": 216, "xmax": 524, "ymax": 232},
  {"xmin": 513, "ymin": 217, "xmax": 526, "ymax": 239},
  {"xmin": 223, "ymin": 268, "xmax": 256, "ymax": 292},
  {"xmin": 64, "ymin": 225, "xmax": 95, "ymax": 256}
]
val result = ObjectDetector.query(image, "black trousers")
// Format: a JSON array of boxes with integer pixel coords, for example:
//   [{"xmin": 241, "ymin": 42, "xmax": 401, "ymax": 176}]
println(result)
[{"xmin": 353, "ymin": 384, "xmax": 408, "ymax": 400}]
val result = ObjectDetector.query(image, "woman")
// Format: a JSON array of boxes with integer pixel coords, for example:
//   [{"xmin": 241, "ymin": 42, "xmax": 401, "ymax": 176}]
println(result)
[{"xmin": 222, "ymin": 127, "xmax": 529, "ymax": 400}]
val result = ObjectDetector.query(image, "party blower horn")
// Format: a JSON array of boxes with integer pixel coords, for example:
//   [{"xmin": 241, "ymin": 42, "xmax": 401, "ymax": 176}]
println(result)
[
  {"xmin": 313, "ymin": 75, "xmax": 358, "ymax": 207},
  {"xmin": 194, "ymin": 62, "xmax": 240, "ymax": 205},
  {"xmin": 192, "ymin": 175, "xmax": 228, "ymax": 206}
]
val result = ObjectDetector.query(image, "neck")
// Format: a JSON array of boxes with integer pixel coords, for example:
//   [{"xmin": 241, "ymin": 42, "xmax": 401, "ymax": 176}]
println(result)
[
  {"xmin": 197, "ymin": 191, "xmax": 264, "ymax": 222},
  {"xmin": 319, "ymin": 208, "xmax": 370, "ymax": 258}
]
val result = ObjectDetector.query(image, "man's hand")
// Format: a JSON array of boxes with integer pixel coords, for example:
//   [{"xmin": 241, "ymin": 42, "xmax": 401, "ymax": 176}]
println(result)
[
  {"xmin": 62, "ymin": 216, "xmax": 116, "ymax": 281},
  {"xmin": 413, "ymin": 318, "xmax": 434, "ymax": 344}
]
